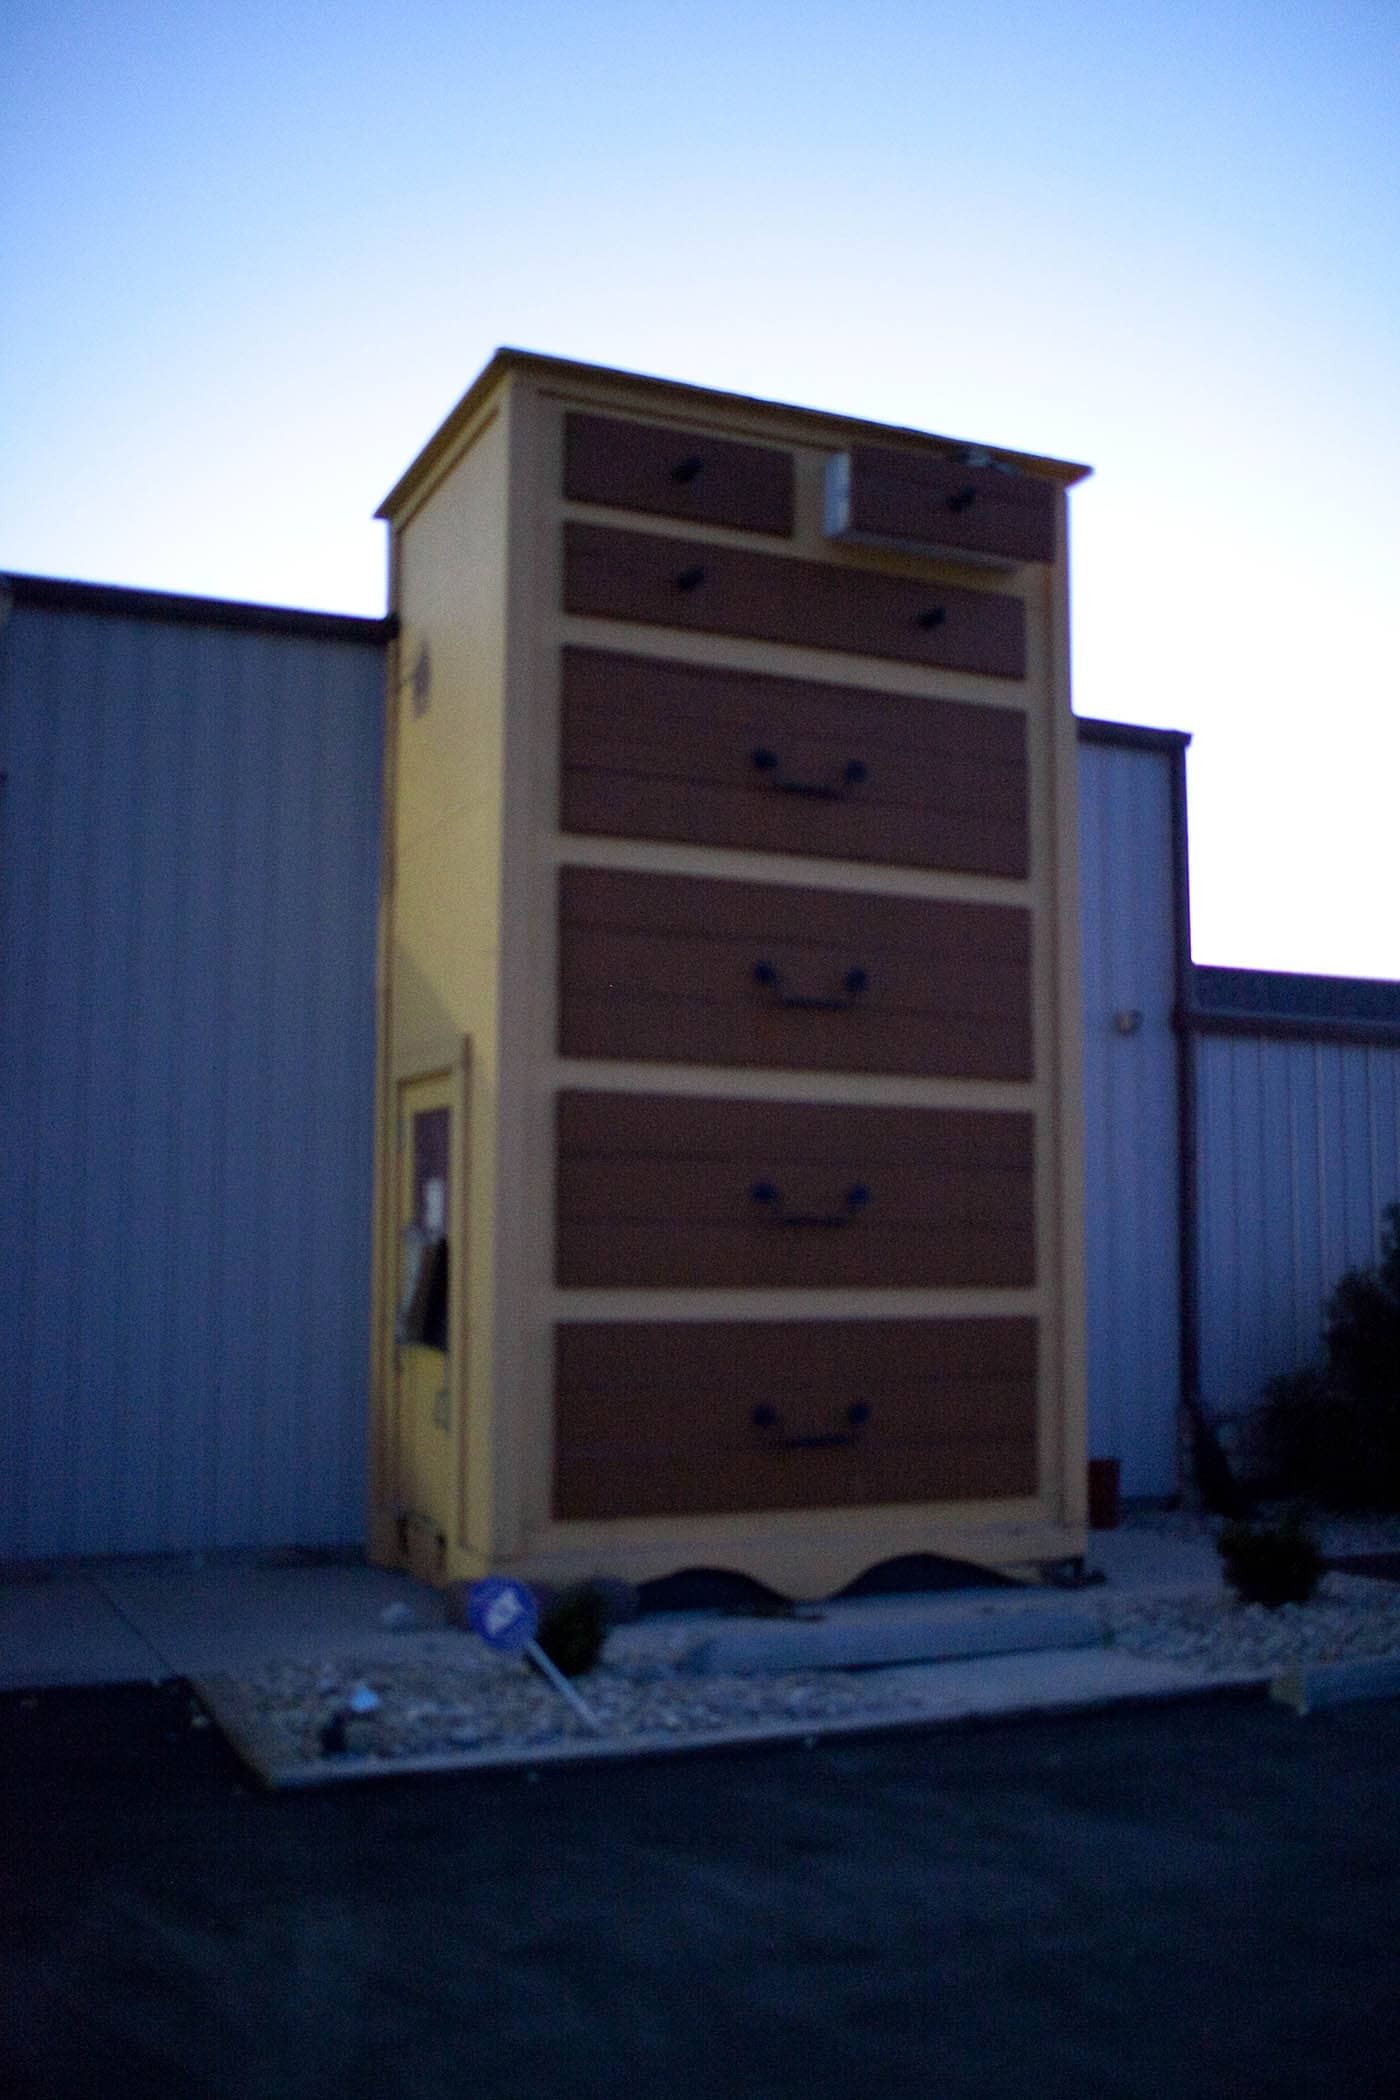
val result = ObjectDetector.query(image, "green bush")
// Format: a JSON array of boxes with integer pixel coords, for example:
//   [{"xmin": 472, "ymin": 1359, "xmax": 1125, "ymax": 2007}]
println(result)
[
  {"xmin": 1249, "ymin": 1202, "xmax": 1400, "ymax": 1511},
  {"xmin": 1216, "ymin": 1509, "xmax": 1323, "ymax": 1608},
  {"xmin": 1251, "ymin": 1367, "xmax": 1389, "ymax": 1510},
  {"xmin": 535, "ymin": 1583, "xmax": 608, "ymax": 1678},
  {"xmin": 1324, "ymin": 1201, "xmax": 1400, "ymax": 1404}
]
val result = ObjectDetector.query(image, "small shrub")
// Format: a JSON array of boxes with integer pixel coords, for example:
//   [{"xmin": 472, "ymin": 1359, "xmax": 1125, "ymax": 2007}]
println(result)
[
  {"xmin": 1247, "ymin": 1202, "xmax": 1400, "ymax": 1512},
  {"xmin": 1216, "ymin": 1509, "xmax": 1323, "ymax": 1609},
  {"xmin": 1325, "ymin": 1200, "xmax": 1400, "ymax": 1403},
  {"xmin": 1251, "ymin": 1368, "xmax": 1388, "ymax": 1511},
  {"xmin": 535, "ymin": 1583, "xmax": 608, "ymax": 1678}
]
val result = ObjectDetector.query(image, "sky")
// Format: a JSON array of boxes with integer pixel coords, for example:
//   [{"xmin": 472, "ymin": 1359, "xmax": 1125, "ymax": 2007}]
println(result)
[{"xmin": 3, "ymin": 0, "xmax": 1397, "ymax": 978}]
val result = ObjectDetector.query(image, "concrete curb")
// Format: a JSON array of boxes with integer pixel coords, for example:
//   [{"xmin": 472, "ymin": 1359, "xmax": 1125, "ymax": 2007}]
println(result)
[
  {"xmin": 680, "ymin": 1595, "xmax": 1104, "ymax": 1675},
  {"xmin": 193, "ymin": 1654, "xmax": 1271, "ymax": 1791},
  {"xmin": 1270, "ymin": 1655, "xmax": 1400, "ymax": 1716}
]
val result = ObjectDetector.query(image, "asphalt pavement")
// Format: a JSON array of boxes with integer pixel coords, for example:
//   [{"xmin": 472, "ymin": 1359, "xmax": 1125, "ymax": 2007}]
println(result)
[{"xmin": 3, "ymin": 1678, "xmax": 1399, "ymax": 2100}]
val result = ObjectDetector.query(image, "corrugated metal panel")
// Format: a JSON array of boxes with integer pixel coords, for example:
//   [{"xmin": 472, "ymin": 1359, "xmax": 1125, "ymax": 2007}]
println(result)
[
  {"xmin": 1195, "ymin": 1033, "xmax": 1400, "ymax": 1418},
  {"xmin": 0, "ymin": 599, "xmax": 384, "ymax": 1560},
  {"xmin": 1077, "ymin": 736, "xmax": 1182, "ymax": 1496}
]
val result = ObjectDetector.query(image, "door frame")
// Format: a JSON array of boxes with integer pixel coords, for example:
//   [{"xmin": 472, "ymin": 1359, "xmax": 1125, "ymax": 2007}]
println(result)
[{"xmin": 369, "ymin": 1039, "xmax": 471, "ymax": 1570}]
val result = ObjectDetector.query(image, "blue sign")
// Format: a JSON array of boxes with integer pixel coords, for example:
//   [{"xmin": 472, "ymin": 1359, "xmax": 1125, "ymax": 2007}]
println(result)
[{"xmin": 467, "ymin": 1577, "xmax": 539, "ymax": 1655}]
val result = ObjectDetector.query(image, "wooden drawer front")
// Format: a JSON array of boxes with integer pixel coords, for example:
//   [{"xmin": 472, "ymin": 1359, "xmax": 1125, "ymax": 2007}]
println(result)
[
  {"xmin": 554, "ymin": 1317, "xmax": 1038, "ymax": 1519},
  {"xmin": 827, "ymin": 446, "xmax": 1057, "ymax": 566},
  {"xmin": 561, "ymin": 647, "xmax": 1028, "ymax": 878},
  {"xmin": 557, "ymin": 1091, "xmax": 1034, "ymax": 1289},
  {"xmin": 563, "ymin": 522, "xmax": 1026, "ymax": 679},
  {"xmin": 559, "ymin": 866, "xmax": 1033, "ymax": 1081},
  {"xmin": 564, "ymin": 412, "xmax": 795, "ymax": 536}
]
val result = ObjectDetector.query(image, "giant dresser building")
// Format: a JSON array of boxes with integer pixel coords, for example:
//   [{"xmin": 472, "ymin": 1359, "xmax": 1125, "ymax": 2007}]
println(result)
[{"xmin": 3, "ymin": 352, "xmax": 1398, "ymax": 1579}]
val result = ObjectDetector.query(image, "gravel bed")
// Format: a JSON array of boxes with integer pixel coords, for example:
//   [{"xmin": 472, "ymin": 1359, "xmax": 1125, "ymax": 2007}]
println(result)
[
  {"xmin": 198, "ymin": 1640, "xmax": 930, "ymax": 1779},
  {"xmin": 1100, "ymin": 1507, "xmax": 1400, "ymax": 1675},
  {"xmin": 197, "ymin": 1513, "xmax": 1400, "ymax": 1779},
  {"xmin": 1097, "ymin": 1570, "xmax": 1400, "ymax": 1678}
]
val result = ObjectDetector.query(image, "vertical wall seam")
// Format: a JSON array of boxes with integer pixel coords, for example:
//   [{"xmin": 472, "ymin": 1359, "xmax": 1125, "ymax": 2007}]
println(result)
[
  {"xmin": 108, "ymin": 620, "xmax": 146, "ymax": 1549},
  {"xmin": 204, "ymin": 636, "xmax": 235, "ymax": 1542},
  {"xmin": 67, "ymin": 617, "xmax": 100, "ymax": 1547},
  {"xmin": 7, "ymin": 614, "xmax": 59, "ymax": 1553},
  {"xmin": 1365, "ymin": 1048, "xmax": 1381, "ymax": 1264}
]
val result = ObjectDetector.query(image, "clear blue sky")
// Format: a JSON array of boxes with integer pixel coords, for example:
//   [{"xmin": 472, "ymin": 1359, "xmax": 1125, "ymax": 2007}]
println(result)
[{"xmin": 4, "ymin": 0, "xmax": 1397, "ymax": 976}]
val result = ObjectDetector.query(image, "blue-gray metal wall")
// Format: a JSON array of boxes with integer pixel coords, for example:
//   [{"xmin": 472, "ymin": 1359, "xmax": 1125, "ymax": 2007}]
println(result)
[
  {"xmin": 0, "ymin": 588, "xmax": 385, "ymax": 1561},
  {"xmin": 1194, "ymin": 1026, "xmax": 1400, "ymax": 1421},
  {"xmin": 1076, "ymin": 731, "xmax": 1184, "ymax": 1498},
  {"xmin": 7, "ymin": 576, "xmax": 1395, "ymax": 1556}
]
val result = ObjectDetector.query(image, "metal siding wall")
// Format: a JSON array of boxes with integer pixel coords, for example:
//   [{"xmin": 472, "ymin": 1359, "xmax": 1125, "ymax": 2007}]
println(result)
[
  {"xmin": 1077, "ymin": 738, "xmax": 1182, "ymax": 1497},
  {"xmin": 0, "ymin": 603, "xmax": 383, "ymax": 1559},
  {"xmin": 1195, "ymin": 1033, "xmax": 1400, "ymax": 1418},
  {"xmin": 33, "ymin": 594, "xmax": 1398, "ymax": 1548}
]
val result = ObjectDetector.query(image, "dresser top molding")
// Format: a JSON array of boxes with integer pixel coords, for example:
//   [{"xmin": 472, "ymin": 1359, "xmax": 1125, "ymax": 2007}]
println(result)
[{"xmin": 375, "ymin": 348, "xmax": 1093, "ymax": 526}]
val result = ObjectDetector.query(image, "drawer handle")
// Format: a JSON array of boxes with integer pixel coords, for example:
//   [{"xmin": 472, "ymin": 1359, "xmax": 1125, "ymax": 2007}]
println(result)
[
  {"xmin": 947, "ymin": 486, "xmax": 978, "ymax": 514},
  {"xmin": 676, "ymin": 564, "xmax": 707, "ymax": 592},
  {"xmin": 751, "ymin": 1400, "xmax": 871, "ymax": 1451},
  {"xmin": 672, "ymin": 454, "xmax": 705, "ymax": 484},
  {"xmin": 751, "ymin": 747, "xmax": 868, "ymax": 801},
  {"xmin": 752, "ymin": 960, "xmax": 868, "ymax": 1012},
  {"xmin": 750, "ymin": 1180, "xmax": 871, "ymax": 1229},
  {"xmin": 917, "ymin": 605, "xmax": 947, "ymax": 630}
]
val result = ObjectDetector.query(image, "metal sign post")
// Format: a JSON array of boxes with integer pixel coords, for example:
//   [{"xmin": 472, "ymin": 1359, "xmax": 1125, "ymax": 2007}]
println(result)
[{"xmin": 467, "ymin": 1577, "xmax": 602, "ymax": 1733}]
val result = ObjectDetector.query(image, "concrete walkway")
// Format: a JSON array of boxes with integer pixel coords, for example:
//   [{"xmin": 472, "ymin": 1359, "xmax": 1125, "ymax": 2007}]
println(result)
[
  {"xmin": 13, "ymin": 1525, "xmax": 1400, "ymax": 1779},
  {"xmin": 0, "ymin": 1528, "xmax": 1225, "ymax": 1702},
  {"xmin": 0, "ymin": 1557, "xmax": 451, "ymax": 1690}
]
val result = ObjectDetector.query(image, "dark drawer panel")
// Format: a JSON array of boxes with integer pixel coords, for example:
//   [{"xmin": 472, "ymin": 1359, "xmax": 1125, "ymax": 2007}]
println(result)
[
  {"xmin": 564, "ymin": 413, "xmax": 794, "ymax": 536},
  {"xmin": 554, "ymin": 1317, "xmax": 1039, "ymax": 1519},
  {"xmin": 563, "ymin": 522, "xmax": 1026, "ymax": 679},
  {"xmin": 561, "ymin": 647, "xmax": 1028, "ymax": 878},
  {"xmin": 557, "ymin": 1091, "xmax": 1035, "ymax": 1289},
  {"xmin": 827, "ymin": 446, "xmax": 1057, "ymax": 566},
  {"xmin": 559, "ymin": 866, "xmax": 1033, "ymax": 1081}
]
